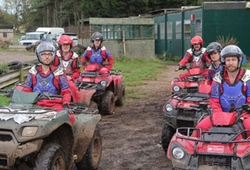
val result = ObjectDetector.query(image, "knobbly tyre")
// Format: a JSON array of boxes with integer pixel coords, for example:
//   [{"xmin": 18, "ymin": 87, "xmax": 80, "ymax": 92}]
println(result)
[
  {"xmin": 76, "ymin": 63, "xmax": 125, "ymax": 115},
  {"xmin": 0, "ymin": 89, "xmax": 102, "ymax": 170},
  {"xmin": 171, "ymin": 66, "xmax": 207, "ymax": 94},
  {"xmin": 167, "ymin": 103, "xmax": 250, "ymax": 170},
  {"xmin": 161, "ymin": 82, "xmax": 211, "ymax": 152}
]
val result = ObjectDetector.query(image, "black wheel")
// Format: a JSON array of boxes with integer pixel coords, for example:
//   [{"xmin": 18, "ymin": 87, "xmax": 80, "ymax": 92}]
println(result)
[
  {"xmin": 161, "ymin": 124, "xmax": 175, "ymax": 153},
  {"xmin": 34, "ymin": 143, "xmax": 66, "ymax": 170},
  {"xmin": 7, "ymin": 61, "xmax": 22, "ymax": 70},
  {"xmin": 76, "ymin": 129, "xmax": 102, "ymax": 170},
  {"xmin": 101, "ymin": 90, "xmax": 115, "ymax": 115},
  {"xmin": 115, "ymin": 86, "xmax": 125, "ymax": 106}
]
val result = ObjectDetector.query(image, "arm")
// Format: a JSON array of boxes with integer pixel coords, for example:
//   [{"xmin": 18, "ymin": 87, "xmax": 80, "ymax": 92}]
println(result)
[
  {"xmin": 53, "ymin": 55, "xmax": 60, "ymax": 67},
  {"xmin": 105, "ymin": 50, "xmax": 114, "ymax": 71},
  {"xmin": 179, "ymin": 51, "xmax": 192, "ymax": 67},
  {"xmin": 70, "ymin": 58, "xmax": 80, "ymax": 81},
  {"xmin": 203, "ymin": 51, "xmax": 211, "ymax": 64},
  {"xmin": 82, "ymin": 47, "xmax": 93, "ymax": 70},
  {"xmin": 57, "ymin": 75, "xmax": 71, "ymax": 105},
  {"xmin": 23, "ymin": 74, "xmax": 34, "ymax": 92},
  {"xmin": 246, "ymin": 81, "xmax": 250, "ymax": 104},
  {"xmin": 210, "ymin": 81, "xmax": 223, "ymax": 112}
]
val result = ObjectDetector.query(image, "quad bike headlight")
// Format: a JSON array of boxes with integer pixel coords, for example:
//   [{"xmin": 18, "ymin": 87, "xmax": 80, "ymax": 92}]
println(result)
[
  {"xmin": 22, "ymin": 127, "xmax": 38, "ymax": 137},
  {"xmin": 165, "ymin": 103, "xmax": 173, "ymax": 112},
  {"xmin": 172, "ymin": 147, "xmax": 185, "ymax": 160},
  {"xmin": 100, "ymin": 80, "xmax": 107, "ymax": 87},
  {"xmin": 172, "ymin": 85, "xmax": 180, "ymax": 92}
]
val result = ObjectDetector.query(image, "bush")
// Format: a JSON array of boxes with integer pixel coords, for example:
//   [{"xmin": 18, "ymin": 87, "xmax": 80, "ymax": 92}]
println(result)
[
  {"xmin": 216, "ymin": 35, "xmax": 238, "ymax": 47},
  {"xmin": 0, "ymin": 63, "xmax": 9, "ymax": 75}
]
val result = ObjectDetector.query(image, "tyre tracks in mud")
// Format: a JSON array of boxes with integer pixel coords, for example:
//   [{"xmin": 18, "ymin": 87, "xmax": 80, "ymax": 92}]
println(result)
[{"xmin": 99, "ymin": 65, "xmax": 180, "ymax": 170}]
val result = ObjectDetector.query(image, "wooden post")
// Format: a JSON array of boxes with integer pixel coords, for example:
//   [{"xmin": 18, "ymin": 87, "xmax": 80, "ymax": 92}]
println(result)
[
  {"xmin": 20, "ymin": 65, "xmax": 24, "ymax": 83},
  {"xmin": 122, "ymin": 30, "xmax": 126, "ymax": 56}
]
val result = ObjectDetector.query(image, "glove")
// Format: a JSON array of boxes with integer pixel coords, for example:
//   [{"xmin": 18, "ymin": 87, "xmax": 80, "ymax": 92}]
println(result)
[
  {"xmin": 63, "ymin": 104, "xmax": 69, "ymax": 109},
  {"xmin": 175, "ymin": 65, "xmax": 180, "ymax": 71},
  {"xmin": 63, "ymin": 104, "xmax": 74, "ymax": 114},
  {"xmin": 175, "ymin": 65, "xmax": 184, "ymax": 71},
  {"xmin": 204, "ymin": 63, "xmax": 210, "ymax": 68}
]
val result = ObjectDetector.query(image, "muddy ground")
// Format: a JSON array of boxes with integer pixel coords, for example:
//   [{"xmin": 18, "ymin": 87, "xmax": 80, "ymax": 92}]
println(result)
[{"xmin": 0, "ymin": 51, "xmax": 183, "ymax": 170}]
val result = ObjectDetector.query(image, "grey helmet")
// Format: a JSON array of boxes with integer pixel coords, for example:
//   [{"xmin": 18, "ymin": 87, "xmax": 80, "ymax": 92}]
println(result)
[
  {"xmin": 91, "ymin": 32, "xmax": 103, "ymax": 43},
  {"xmin": 206, "ymin": 42, "xmax": 223, "ymax": 59},
  {"xmin": 220, "ymin": 45, "xmax": 243, "ymax": 68},
  {"xmin": 35, "ymin": 42, "xmax": 56, "ymax": 65}
]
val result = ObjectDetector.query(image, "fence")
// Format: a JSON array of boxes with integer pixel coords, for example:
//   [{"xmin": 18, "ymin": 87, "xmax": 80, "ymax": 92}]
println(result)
[{"xmin": 0, "ymin": 65, "xmax": 32, "ymax": 89}]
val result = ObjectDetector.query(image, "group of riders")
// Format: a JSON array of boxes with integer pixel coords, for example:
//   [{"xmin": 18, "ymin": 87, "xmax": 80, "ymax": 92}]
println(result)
[
  {"xmin": 175, "ymin": 35, "xmax": 250, "ymax": 137},
  {"xmin": 22, "ymin": 31, "xmax": 250, "ymax": 135},
  {"xmin": 22, "ymin": 32, "xmax": 114, "ymax": 112}
]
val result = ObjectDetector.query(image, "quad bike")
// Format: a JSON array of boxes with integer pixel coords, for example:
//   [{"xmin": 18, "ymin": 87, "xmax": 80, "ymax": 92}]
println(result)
[
  {"xmin": 161, "ymin": 82, "xmax": 211, "ymax": 152},
  {"xmin": 76, "ymin": 63, "xmax": 125, "ymax": 115},
  {"xmin": 171, "ymin": 66, "xmax": 208, "ymax": 94},
  {"xmin": 167, "ymin": 103, "xmax": 250, "ymax": 170},
  {"xmin": 0, "ymin": 89, "xmax": 102, "ymax": 170}
]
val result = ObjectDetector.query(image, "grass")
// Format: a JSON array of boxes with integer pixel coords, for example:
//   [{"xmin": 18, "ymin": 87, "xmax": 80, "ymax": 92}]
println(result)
[
  {"xmin": 0, "ymin": 96, "xmax": 9, "ymax": 105},
  {"xmin": 113, "ymin": 57, "xmax": 166, "ymax": 102}
]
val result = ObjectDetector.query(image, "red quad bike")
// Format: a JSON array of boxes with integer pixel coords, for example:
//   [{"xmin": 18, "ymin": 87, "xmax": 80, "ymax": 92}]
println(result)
[
  {"xmin": 171, "ymin": 66, "xmax": 207, "ymax": 94},
  {"xmin": 167, "ymin": 103, "xmax": 250, "ymax": 170},
  {"xmin": 76, "ymin": 63, "xmax": 125, "ymax": 115},
  {"xmin": 161, "ymin": 82, "xmax": 211, "ymax": 152}
]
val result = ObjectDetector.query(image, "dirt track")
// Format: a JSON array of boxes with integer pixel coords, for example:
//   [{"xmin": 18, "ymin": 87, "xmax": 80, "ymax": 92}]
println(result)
[
  {"xmin": 98, "ymin": 64, "xmax": 182, "ymax": 170},
  {"xmin": 0, "ymin": 51, "xmax": 182, "ymax": 170}
]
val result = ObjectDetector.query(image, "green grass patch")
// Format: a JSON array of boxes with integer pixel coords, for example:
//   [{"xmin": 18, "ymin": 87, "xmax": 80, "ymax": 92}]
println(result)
[
  {"xmin": 0, "ymin": 96, "xmax": 9, "ymax": 106},
  {"xmin": 113, "ymin": 57, "xmax": 165, "ymax": 101}
]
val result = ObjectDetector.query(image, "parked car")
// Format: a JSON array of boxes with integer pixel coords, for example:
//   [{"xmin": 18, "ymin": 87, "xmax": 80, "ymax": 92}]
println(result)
[
  {"xmin": 18, "ymin": 35, "xmax": 26, "ymax": 43},
  {"xmin": 18, "ymin": 32, "xmax": 45, "ymax": 46}
]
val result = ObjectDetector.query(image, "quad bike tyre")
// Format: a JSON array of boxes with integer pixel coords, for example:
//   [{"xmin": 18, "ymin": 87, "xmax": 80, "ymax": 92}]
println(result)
[
  {"xmin": 115, "ymin": 86, "xmax": 125, "ymax": 106},
  {"xmin": 76, "ymin": 129, "xmax": 102, "ymax": 170},
  {"xmin": 34, "ymin": 143, "xmax": 66, "ymax": 170},
  {"xmin": 101, "ymin": 90, "xmax": 115, "ymax": 115},
  {"xmin": 161, "ymin": 124, "xmax": 175, "ymax": 152}
]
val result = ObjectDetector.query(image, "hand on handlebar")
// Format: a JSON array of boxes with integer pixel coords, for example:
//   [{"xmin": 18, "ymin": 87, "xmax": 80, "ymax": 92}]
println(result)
[
  {"xmin": 63, "ymin": 104, "xmax": 74, "ymax": 114},
  {"xmin": 175, "ymin": 65, "xmax": 186, "ymax": 71}
]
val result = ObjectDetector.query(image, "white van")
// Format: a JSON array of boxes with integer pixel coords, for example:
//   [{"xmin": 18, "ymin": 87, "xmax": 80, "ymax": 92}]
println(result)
[{"xmin": 36, "ymin": 27, "xmax": 65, "ymax": 35}]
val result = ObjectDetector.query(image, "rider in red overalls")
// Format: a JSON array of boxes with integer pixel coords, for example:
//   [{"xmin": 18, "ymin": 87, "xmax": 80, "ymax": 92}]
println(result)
[
  {"xmin": 176, "ymin": 36, "xmax": 211, "ymax": 80},
  {"xmin": 23, "ymin": 42, "xmax": 71, "ymax": 111},
  {"xmin": 192, "ymin": 45, "xmax": 250, "ymax": 137},
  {"xmin": 82, "ymin": 32, "xmax": 114, "ymax": 72},
  {"xmin": 53, "ymin": 35, "xmax": 80, "ymax": 101}
]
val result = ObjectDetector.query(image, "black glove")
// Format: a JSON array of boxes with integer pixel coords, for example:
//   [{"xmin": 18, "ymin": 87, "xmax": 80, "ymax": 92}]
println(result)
[
  {"xmin": 204, "ymin": 63, "xmax": 210, "ymax": 68},
  {"xmin": 63, "ymin": 104, "xmax": 69, "ymax": 109},
  {"xmin": 62, "ymin": 104, "xmax": 74, "ymax": 114},
  {"xmin": 175, "ymin": 65, "xmax": 185, "ymax": 71}
]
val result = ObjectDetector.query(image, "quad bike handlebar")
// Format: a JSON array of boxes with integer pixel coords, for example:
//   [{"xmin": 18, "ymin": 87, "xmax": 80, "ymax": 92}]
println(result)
[{"xmin": 175, "ymin": 65, "xmax": 187, "ymax": 71}]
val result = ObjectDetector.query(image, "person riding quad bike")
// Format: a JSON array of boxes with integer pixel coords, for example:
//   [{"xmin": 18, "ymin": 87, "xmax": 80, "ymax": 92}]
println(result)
[
  {"xmin": 22, "ymin": 42, "xmax": 71, "ymax": 111},
  {"xmin": 171, "ymin": 36, "xmax": 211, "ymax": 94},
  {"xmin": 53, "ymin": 35, "xmax": 81, "ymax": 102},
  {"xmin": 77, "ymin": 32, "xmax": 125, "ymax": 115},
  {"xmin": 175, "ymin": 36, "xmax": 211, "ymax": 80},
  {"xmin": 192, "ymin": 44, "xmax": 250, "ymax": 138},
  {"xmin": 206, "ymin": 41, "xmax": 223, "ymax": 85},
  {"xmin": 82, "ymin": 32, "xmax": 114, "ymax": 72}
]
